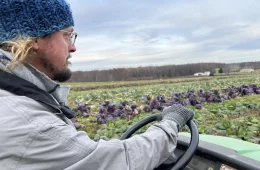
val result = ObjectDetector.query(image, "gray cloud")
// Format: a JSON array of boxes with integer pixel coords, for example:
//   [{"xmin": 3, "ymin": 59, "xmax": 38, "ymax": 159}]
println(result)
[{"xmin": 67, "ymin": 0, "xmax": 260, "ymax": 71}]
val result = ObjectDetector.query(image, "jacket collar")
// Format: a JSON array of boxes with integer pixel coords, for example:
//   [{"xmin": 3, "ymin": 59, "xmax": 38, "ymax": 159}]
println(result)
[{"xmin": 0, "ymin": 49, "xmax": 70, "ymax": 104}]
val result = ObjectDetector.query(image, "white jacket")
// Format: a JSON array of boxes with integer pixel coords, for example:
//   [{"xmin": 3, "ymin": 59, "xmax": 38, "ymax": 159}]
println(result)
[{"xmin": 0, "ymin": 49, "xmax": 178, "ymax": 170}]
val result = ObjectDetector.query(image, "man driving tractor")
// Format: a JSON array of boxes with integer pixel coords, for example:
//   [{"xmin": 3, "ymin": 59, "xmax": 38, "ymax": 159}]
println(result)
[{"xmin": 0, "ymin": 0, "xmax": 194, "ymax": 169}]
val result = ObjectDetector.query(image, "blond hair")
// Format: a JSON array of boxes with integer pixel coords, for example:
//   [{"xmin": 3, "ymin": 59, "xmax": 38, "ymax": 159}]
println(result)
[{"xmin": 1, "ymin": 36, "xmax": 34, "ymax": 67}]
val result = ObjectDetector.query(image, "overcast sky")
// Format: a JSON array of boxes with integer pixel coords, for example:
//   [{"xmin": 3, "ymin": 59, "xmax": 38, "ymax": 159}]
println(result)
[{"xmin": 67, "ymin": 0, "xmax": 260, "ymax": 71}]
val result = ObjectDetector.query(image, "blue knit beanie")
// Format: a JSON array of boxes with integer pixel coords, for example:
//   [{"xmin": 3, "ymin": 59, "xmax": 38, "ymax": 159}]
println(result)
[{"xmin": 0, "ymin": 0, "xmax": 74, "ymax": 43}]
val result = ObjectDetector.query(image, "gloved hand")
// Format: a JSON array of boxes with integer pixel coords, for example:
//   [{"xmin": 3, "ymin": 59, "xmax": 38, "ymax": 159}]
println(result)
[{"xmin": 161, "ymin": 104, "xmax": 194, "ymax": 131}]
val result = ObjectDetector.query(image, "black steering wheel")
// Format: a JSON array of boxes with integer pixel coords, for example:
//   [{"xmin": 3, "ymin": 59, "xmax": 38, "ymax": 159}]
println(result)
[{"xmin": 120, "ymin": 113, "xmax": 199, "ymax": 170}]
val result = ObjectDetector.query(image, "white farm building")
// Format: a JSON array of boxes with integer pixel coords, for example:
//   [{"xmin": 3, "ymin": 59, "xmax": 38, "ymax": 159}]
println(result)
[
  {"xmin": 240, "ymin": 69, "xmax": 254, "ymax": 73},
  {"xmin": 194, "ymin": 71, "xmax": 210, "ymax": 76}
]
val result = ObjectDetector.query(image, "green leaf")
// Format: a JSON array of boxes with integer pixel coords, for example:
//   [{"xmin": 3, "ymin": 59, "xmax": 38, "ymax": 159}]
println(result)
[
  {"xmin": 94, "ymin": 134, "xmax": 100, "ymax": 141},
  {"xmin": 208, "ymin": 107, "xmax": 219, "ymax": 114},
  {"xmin": 251, "ymin": 118, "xmax": 259, "ymax": 123},
  {"xmin": 225, "ymin": 103, "xmax": 236, "ymax": 111},
  {"xmin": 225, "ymin": 128, "xmax": 234, "ymax": 135},
  {"xmin": 119, "ymin": 126, "xmax": 128, "ymax": 133},
  {"xmin": 111, "ymin": 134, "xmax": 120, "ymax": 139},
  {"xmin": 215, "ymin": 123, "xmax": 226, "ymax": 130},
  {"xmin": 222, "ymin": 120, "xmax": 232, "ymax": 129},
  {"xmin": 198, "ymin": 126, "xmax": 205, "ymax": 134},
  {"xmin": 248, "ymin": 126, "xmax": 259, "ymax": 132},
  {"xmin": 237, "ymin": 126, "xmax": 247, "ymax": 137},
  {"xmin": 97, "ymin": 129, "xmax": 106, "ymax": 136}
]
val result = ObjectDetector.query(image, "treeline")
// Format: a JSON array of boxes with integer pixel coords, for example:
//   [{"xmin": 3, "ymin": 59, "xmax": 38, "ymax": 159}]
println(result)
[{"xmin": 69, "ymin": 61, "xmax": 260, "ymax": 82}]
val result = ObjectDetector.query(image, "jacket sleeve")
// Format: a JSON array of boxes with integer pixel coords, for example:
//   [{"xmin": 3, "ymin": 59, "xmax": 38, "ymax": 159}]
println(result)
[
  {"xmin": 0, "ymin": 96, "xmax": 178, "ymax": 170},
  {"xmin": 65, "ymin": 120, "xmax": 178, "ymax": 170},
  {"xmin": 27, "ymin": 120, "xmax": 178, "ymax": 170}
]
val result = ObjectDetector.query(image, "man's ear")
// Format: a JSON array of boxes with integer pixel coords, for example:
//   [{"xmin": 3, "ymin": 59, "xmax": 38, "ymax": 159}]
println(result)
[{"xmin": 32, "ymin": 38, "xmax": 39, "ymax": 50}]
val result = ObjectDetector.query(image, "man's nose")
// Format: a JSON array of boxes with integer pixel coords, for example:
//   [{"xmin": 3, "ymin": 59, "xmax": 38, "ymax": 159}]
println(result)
[{"xmin": 69, "ymin": 44, "xmax": 76, "ymax": 53}]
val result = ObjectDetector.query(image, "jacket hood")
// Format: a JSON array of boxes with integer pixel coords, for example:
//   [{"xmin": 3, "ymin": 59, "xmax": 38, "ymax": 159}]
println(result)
[{"xmin": 0, "ymin": 49, "xmax": 70, "ymax": 104}]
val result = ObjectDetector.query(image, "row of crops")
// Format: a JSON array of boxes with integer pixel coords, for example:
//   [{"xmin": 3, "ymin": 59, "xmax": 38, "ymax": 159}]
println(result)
[{"xmin": 66, "ymin": 75, "xmax": 260, "ymax": 144}]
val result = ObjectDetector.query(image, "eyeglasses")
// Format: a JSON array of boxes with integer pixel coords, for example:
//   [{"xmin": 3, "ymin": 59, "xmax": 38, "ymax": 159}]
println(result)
[{"xmin": 60, "ymin": 30, "xmax": 77, "ymax": 46}]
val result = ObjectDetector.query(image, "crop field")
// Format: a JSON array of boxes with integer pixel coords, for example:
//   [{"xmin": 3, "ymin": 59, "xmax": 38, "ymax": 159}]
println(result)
[{"xmin": 64, "ymin": 74, "xmax": 260, "ymax": 144}]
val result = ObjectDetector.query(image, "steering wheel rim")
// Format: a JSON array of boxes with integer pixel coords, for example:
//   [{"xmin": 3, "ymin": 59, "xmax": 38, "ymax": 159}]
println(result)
[{"xmin": 120, "ymin": 113, "xmax": 199, "ymax": 170}]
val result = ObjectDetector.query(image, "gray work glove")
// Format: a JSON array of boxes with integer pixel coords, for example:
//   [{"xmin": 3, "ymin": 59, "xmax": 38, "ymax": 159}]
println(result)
[{"xmin": 161, "ymin": 104, "xmax": 194, "ymax": 131}]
